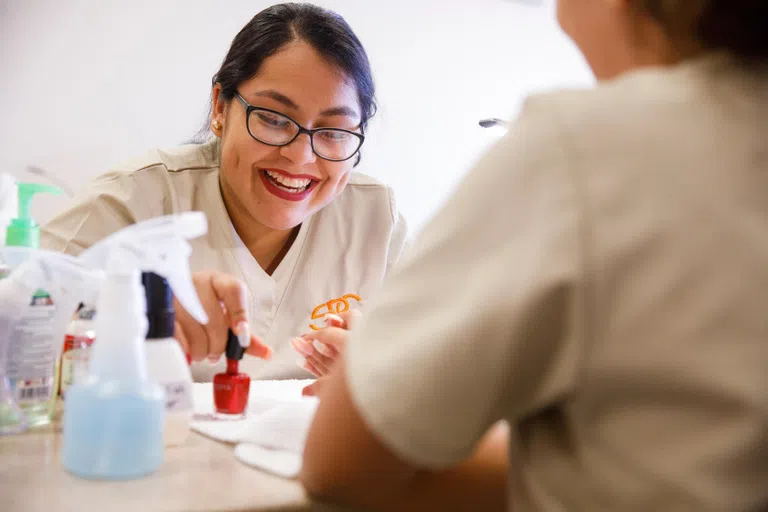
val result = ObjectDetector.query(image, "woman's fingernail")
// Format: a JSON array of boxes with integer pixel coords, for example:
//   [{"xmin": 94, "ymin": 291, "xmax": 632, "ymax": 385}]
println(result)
[
  {"xmin": 291, "ymin": 337, "xmax": 314, "ymax": 356},
  {"xmin": 296, "ymin": 357, "xmax": 308, "ymax": 370},
  {"xmin": 312, "ymin": 340, "xmax": 333, "ymax": 357},
  {"xmin": 325, "ymin": 314, "xmax": 344, "ymax": 327},
  {"xmin": 235, "ymin": 321, "xmax": 250, "ymax": 348},
  {"xmin": 207, "ymin": 354, "xmax": 221, "ymax": 365}
]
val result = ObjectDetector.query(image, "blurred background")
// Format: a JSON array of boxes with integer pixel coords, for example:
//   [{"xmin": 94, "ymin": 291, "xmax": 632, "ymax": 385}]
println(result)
[{"xmin": 0, "ymin": 0, "xmax": 592, "ymax": 234}]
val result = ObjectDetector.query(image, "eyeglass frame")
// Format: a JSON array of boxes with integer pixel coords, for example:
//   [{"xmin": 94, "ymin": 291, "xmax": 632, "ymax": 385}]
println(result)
[{"xmin": 232, "ymin": 92, "xmax": 365, "ymax": 163}]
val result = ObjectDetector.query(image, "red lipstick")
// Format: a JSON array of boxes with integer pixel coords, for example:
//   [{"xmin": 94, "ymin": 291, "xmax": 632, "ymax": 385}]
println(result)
[
  {"xmin": 263, "ymin": 168, "xmax": 318, "ymax": 181},
  {"xmin": 213, "ymin": 329, "xmax": 250, "ymax": 416}
]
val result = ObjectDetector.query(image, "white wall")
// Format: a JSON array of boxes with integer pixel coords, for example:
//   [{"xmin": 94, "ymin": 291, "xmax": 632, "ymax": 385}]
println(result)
[{"xmin": 0, "ymin": 0, "xmax": 592, "ymax": 234}]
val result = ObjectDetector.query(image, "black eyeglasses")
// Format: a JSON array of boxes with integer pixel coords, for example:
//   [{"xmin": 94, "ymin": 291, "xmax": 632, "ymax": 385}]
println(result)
[{"xmin": 234, "ymin": 93, "xmax": 365, "ymax": 162}]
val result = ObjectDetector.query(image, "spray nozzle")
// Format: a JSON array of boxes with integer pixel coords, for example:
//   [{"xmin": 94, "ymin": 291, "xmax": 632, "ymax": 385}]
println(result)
[
  {"xmin": 79, "ymin": 212, "xmax": 209, "ymax": 325},
  {"xmin": 5, "ymin": 182, "xmax": 62, "ymax": 248}
]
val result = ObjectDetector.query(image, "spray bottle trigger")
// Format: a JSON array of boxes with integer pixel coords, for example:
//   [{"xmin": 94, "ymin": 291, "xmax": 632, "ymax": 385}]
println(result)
[{"xmin": 166, "ymin": 265, "xmax": 208, "ymax": 325}]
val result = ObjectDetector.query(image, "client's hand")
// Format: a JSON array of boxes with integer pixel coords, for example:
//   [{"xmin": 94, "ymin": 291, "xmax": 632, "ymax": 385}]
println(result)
[
  {"xmin": 291, "ymin": 309, "xmax": 362, "ymax": 396},
  {"xmin": 173, "ymin": 270, "xmax": 272, "ymax": 363}
]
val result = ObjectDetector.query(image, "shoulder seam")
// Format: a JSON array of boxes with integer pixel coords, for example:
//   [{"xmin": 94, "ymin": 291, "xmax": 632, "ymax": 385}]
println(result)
[
  {"xmin": 344, "ymin": 182, "xmax": 391, "ymax": 189},
  {"xmin": 129, "ymin": 163, "xmax": 219, "ymax": 175},
  {"xmin": 543, "ymin": 101, "xmax": 594, "ymax": 399}
]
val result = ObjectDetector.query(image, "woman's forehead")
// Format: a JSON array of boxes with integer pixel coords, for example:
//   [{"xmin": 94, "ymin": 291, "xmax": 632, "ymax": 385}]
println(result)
[{"xmin": 240, "ymin": 41, "xmax": 360, "ymax": 120}]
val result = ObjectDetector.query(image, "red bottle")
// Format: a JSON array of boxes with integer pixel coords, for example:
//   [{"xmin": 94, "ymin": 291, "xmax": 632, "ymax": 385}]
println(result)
[{"xmin": 213, "ymin": 329, "xmax": 250, "ymax": 415}]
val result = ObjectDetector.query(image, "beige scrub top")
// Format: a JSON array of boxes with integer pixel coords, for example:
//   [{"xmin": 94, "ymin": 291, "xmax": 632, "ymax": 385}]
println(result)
[
  {"xmin": 346, "ymin": 54, "xmax": 768, "ymax": 511},
  {"xmin": 41, "ymin": 139, "xmax": 407, "ymax": 380}
]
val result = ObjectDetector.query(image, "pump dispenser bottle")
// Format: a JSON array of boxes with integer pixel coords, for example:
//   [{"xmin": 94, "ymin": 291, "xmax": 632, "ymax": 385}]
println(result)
[
  {"xmin": 142, "ymin": 271, "xmax": 195, "ymax": 446},
  {"xmin": 3, "ymin": 182, "xmax": 64, "ymax": 427},
  {"xmin": 5, "ymin": 183, "xmax": 62, "ymax": 248}
]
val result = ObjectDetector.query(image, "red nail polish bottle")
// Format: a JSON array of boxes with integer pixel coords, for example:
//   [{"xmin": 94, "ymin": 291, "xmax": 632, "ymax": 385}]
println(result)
[{"xmin": 213, "ymin": 330, "xmax": 250, "ymax": 416}]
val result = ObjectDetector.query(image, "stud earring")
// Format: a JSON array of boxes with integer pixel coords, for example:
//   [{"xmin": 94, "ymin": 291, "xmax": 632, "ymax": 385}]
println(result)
[{"xmin": 212, "ymin": 120, "xmax": 222, "ymax": 131}]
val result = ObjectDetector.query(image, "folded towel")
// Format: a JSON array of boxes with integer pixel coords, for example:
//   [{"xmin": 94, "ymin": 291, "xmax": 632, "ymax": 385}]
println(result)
[{"xmin": 190, "ymin": 380, "xmax": 318, "ymax": 478}]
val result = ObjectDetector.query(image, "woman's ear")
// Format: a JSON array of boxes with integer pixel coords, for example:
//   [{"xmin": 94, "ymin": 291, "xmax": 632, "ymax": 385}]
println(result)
[{"xmin": 211, "ymin": 83, "xmax": 227, "ymax": 136}]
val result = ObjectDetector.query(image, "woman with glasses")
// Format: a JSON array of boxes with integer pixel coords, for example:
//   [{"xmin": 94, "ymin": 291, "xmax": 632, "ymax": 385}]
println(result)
[
  {"xmin": 301, "ymin": 1, "xmax": 768, "ymax": 510},
  {"xmin": 41, "ymin": 3, "xmax": 407, "ymax": 382}
]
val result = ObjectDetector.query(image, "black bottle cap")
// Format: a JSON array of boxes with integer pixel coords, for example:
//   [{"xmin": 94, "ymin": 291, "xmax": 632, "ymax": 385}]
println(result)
[
  {"xmin": 226, "ymin": 329, "xmax": 246, "ymax": 361},
  {"xmin": 141, "ymin": 272, "xmax": 175, "ymax": 340}
]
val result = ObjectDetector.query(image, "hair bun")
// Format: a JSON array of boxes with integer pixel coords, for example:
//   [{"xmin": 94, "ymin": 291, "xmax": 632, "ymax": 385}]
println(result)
[{"xmin": 696, "ymin": 0, "xmax": 768, "ymax": 59}]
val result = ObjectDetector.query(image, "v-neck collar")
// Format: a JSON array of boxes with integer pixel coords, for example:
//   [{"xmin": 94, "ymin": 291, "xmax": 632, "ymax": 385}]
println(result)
[
  {"xmin": 228, "ymin": 216, "xmax": 310, "ymax": 287},
  {"xmin": 270, "ymin": 219, "xmax": 310, "ymax": 285}
]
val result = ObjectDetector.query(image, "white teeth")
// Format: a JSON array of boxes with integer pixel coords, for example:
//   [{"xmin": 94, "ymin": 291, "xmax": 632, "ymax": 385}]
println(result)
[{"xmin": 265, "ymin": 170, "xmax": 312, "ymax": 190}]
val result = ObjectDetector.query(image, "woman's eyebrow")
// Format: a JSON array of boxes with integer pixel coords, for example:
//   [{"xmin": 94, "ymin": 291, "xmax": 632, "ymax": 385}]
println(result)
[
  {"xmin": 319, "ymin": 106, "xmax": 358, "ymax": 118},
  {"xmin": 253, "ymin": 89, "xmax": 299, "ymax": 110},
  {"xmin": 253, "ymin": 89, "xmax": 359, "ymax": 119}
]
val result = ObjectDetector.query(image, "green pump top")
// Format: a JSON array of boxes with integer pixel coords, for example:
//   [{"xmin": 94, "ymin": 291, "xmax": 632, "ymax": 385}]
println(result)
[{"xmin": 5, "ymin": 183, "xmax": 62, "ymax": 248}]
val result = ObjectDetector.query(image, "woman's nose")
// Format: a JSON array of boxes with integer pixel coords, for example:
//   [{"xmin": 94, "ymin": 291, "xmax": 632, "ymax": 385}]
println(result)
[{"xmin": 280, "ymin": 133, "xmax": 317, "ymax": 166}]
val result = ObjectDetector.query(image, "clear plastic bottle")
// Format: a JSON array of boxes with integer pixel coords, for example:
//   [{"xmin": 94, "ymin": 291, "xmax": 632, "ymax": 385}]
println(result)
[
  {"xmin": 4, "ymin": 182, "xmax": 63, "ymax": 427},
  {"xmin": 59, "ymin": 304, "xmax": 96, "ymax": 399},
  {"xmin": 62, "ymin": 271, "xmax": 165, "ymax": 479},
  {"xmin": 0, "ymin": 248, "xmax": 101, "ymax": 436}
]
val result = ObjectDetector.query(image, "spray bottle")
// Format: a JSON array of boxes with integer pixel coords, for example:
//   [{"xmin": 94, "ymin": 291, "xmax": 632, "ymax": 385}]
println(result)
[
  {"xmin": 62, "ymin": 212, "xmax": 209, "ymax": 479},
  {"xmin": 0, "ymin": 248, "xmax": 101, "ymax": 435},
  {"xmin": 3, "ymin": 182, "xmax": 64, "ymax": 427}
]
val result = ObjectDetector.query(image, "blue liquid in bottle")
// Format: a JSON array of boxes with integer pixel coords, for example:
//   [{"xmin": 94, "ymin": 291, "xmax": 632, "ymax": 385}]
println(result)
[{"xmin": 62, "ymin": 376, "xmax": 164, "ymax": 480}]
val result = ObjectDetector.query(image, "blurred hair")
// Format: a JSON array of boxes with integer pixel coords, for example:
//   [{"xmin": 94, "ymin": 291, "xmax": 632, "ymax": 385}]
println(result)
[{"xmin": 642, "ymin": 0, "xmax": 768, "ymax": 59}]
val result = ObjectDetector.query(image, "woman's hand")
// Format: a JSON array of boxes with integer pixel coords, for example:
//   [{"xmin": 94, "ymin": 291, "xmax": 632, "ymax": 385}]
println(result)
[
  {"xmin": 291, "ymin": 309, "xmax": 361, "ymax": 396},
  {"xmin": 173, "ymin": 270, "xmax": 272, "ymax": 363}
]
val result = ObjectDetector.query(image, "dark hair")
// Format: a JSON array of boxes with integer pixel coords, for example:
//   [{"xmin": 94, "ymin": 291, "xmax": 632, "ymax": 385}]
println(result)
[
  {"xmin": 192, "ymin": 3, "xmax": 376, "ymax": 164},
  {"xmin": 644, "ymin": 0, "xmax": 768, "ymax": 59}
]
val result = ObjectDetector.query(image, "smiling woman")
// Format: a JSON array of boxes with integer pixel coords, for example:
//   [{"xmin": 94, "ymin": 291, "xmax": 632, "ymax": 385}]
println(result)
[{"xmin": 40, "ymin": 3, "xmax": 407, "ymax": 383}]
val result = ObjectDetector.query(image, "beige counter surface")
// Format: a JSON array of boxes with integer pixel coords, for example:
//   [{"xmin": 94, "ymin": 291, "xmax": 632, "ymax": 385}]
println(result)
[{"xmin": 0, "ymin": 419, "xmax": 315, "ymax": 512}]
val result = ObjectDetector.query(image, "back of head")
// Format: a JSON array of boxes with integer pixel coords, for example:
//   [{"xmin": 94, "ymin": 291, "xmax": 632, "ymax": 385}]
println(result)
[{"xmin": 643, "ymin": 0, "xmax": 768, "ymax": 60}]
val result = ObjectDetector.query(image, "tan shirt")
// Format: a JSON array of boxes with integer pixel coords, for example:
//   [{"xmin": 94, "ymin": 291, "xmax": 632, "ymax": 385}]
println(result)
[
  {"xmin": 41, "ymin": 140, "xmax": 407, "ymax": 380},
  {"xmin": 346, "ymin": 54, "xmax": 768, "ymax": 511}
]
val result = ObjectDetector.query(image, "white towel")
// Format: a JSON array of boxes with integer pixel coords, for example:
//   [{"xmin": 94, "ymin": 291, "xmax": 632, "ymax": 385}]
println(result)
[{"xmin": 190, "ymin": 380, "xmax": 318, "ymax": 478}]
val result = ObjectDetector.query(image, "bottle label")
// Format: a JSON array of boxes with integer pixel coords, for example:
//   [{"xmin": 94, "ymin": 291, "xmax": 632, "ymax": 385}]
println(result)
[
  {"xmin": 60, "ymin": 345, "xmax": 92, "ymax": 397},
  {"xmin": 164, "ymin": 381, "xmax": 193, "ymax": 412},
  {"xmin": 7, "ymin": 291, "xmax": 56, "ymax": 406},
  {"xmin": 15, "ymin": 377, "xmax": 55, "ymax": 404}
]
